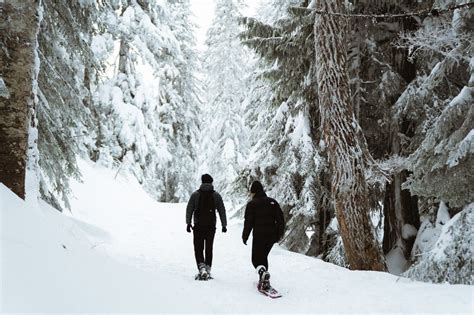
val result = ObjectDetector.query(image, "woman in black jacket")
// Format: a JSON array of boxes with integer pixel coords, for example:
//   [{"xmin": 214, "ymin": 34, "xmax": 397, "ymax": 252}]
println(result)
[{"xmin": 242, "ymin": 181, "xmax": 285, "ymax": 290}]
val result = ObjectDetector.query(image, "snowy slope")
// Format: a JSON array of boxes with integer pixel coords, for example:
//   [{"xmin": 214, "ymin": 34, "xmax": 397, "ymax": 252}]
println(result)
[{"xmin": 1, "ymin": 160, "xmax": 473, "ymax": 313}]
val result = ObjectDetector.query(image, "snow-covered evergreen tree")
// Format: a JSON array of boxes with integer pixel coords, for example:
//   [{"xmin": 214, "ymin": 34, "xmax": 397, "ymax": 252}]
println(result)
[
  {"xmin": 199, "ymin": 0, "xmax": 252, "ymax": 196},
  {"xmin": 93, "ymin": 0, "xmax": 200, "ymax": 202},
  {"xmin": 393, "ymin": 0, "xmax": 473, "ymax": 282},
  {"xmin": 399, "ymin": 1, "xmax": 473, "ymax": 208},
  {"xmin": 3, "ymin": 0, "xmax": 201, "ymax": 209},
  {"xmin": 36, "ymin": 0, "xmax": 106, "ymax": 209},
  {"xmin": 160, "ymin": 0, "xmax": 201, "ymax": 201},
  {"xmin": 239, "ymin": 0, "xmax": 329, "ymax": 254}
]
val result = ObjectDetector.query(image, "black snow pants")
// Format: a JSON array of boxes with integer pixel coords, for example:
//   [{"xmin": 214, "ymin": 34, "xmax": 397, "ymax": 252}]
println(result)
[
  {"xmin": 193, "ymin": 225, "xmax": 216, "ymax": 268},
  {"xmin": 252, "ymin": 237, "xmax": 274, "ymax": 270}
]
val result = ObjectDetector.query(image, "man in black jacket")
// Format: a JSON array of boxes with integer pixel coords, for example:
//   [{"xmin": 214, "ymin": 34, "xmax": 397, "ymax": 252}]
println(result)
[
  {"xmin": 186, "ymin": 174, "xmax": 227, "ymax": 280},
  {"xmin": 242, "ymin": 181, "xmax": 285, "ymax": 290}
]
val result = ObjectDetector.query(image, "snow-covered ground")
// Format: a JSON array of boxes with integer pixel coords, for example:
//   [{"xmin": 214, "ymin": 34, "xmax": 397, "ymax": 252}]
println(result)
[{"xmin": 1, "ymin": 160, "xmax": 473, "ymax": 313}]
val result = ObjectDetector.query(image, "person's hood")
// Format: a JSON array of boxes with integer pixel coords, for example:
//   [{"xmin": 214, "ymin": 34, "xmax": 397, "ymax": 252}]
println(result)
[
  {"xmin": 253, "ymin": 191, "xmax": 267, "ymax": 198},
  {"xmin": 199, "ymin": 183, "xmax": 214, "ymax": 192},
  {"xmin": 250, "ymin": 181, "xmax": 267, "ymax": 198}
]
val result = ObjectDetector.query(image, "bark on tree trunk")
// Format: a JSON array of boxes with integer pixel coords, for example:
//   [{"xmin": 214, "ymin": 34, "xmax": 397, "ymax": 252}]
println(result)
[
  {"xmin": 314, "ymin": 0, "xmax": 386, "ymax": 271},
  {"xmin": 0, "ymin": 0, "xmax": 41, "ymax": 199},
  {"xmin": 118, "ymin": 39, "xmax": 129, "ymax": 74},
  {"xmin": 383, "ymin": 123, "xmax": 420, "ymax": 258}
]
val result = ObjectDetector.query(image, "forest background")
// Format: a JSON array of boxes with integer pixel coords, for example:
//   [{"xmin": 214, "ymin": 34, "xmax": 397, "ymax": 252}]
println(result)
[{"xmin": 0, "ymin": 0, "xmax": 472, "ymax": 285}]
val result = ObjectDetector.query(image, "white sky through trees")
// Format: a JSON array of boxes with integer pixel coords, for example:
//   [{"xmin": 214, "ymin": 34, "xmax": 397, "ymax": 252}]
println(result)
[
  {"xmin": 190, "ymin": 0, "xmax": 215, "ymax": 51},
  {"xmin": 190, "ymin": 0, "xmax": 260, "ymax": 51}
]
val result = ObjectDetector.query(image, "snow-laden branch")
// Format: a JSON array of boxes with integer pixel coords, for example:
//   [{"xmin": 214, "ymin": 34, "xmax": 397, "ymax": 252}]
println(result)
[{"xmin": 396, "ymin": 21, "xmax": 472, "ymax": 63}]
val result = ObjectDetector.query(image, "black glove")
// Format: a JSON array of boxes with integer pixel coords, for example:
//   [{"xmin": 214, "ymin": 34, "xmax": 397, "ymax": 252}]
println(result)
[
  {"xmin": 243, "ymin": 238, "xmax": 247, "ymax": 245},
  {"xmin": 222, "ymin": 226, "xmax": 227, "ymax": 233},
  {"xmin": 186, "ymin": 224, "xmax": 193, "ymax": 233}
]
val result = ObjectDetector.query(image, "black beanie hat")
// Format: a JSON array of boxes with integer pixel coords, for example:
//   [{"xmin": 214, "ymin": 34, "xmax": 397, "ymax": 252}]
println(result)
[
  {"xmin": 201, "ymin": 174, "xmax": 213, "ymax": 184},
  {"xmin": 250, "ymin": 181, "xmax": 264, "ymax": 193}
]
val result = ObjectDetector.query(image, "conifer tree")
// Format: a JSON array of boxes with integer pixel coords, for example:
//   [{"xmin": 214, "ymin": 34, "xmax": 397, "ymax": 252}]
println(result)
[
  {"xmin": 200, "ymin": 0, "xmax": 252, "ymax": 194},
  {"xmin": 94, "ymin": 0, "xmax": 199, "ymax": 202},
  {"xmin": 240, "ymin": 0, "xmax": 328, "ymax": 253},
  {"xmin": 161, "ymin": 0, "xmax": 201, "ymax": 201},
  {"xmin": 36, "ymin": 0, "xmax": 105, "ymax": 209},
  {"xmin": 314, "ymin": 0, "xmax": 386, "ymax": 270}
]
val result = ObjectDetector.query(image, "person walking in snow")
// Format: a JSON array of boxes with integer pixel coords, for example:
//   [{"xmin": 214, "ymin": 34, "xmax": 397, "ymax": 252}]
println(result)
[
  {"xmin": 186, "ymin": 174, "xmax": 227, "ymax": 280},
  {"xmin": 242, "ymin": 181, "xmax": 285, "ymax": 291}
]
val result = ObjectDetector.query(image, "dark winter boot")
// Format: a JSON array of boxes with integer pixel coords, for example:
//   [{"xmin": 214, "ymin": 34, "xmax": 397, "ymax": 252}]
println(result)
[{"xmin": 257, "ymin": 266, "xmax": 270, "ymax": 290}]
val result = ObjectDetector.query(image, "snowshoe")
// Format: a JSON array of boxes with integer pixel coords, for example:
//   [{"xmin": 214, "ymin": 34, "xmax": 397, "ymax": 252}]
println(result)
[
  {"xmin": 257, "ymin": 283, "xmax": 282, "ymax": 298},
  {"xmin": 256, "ymin": 267, "xmax": 280, "ymax": 298},
  {"xmin": 194, "ymin": 273, "xmax": 213, "ymax": 281}
]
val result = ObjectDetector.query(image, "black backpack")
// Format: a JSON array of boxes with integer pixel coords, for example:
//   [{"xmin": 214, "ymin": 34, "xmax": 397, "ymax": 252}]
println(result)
[{"xmin": 195, "ymin": 190, "xmax": 216, "ymax": 226}]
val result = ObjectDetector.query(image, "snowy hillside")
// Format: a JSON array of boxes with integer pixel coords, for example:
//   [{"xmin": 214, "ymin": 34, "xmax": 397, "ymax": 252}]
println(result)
[{"xmin": 1, "ymin": 160, "xmax": 472, "ymax": 313}]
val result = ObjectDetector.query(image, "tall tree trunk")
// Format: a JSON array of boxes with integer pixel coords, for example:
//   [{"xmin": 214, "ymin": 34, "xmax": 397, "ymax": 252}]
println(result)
[
  {"xmin": 314, "ymin": 0, "xmax": 386, "ymax": 271},
  {"xmin": 383, "ymin": 171, "xmax": 420, "ymax": 256},
  {"xmin": 383, "ymin": 122, "xmax": 420, "ymax": 259},
  {"xmin": 0, "ymin": 0, "xmax": 41, "ymax": 199},
  {"xmin": 118, "ymin": 1, "xmax": 130, "ymax": 75},
  {"xmin": 118, "ymin": 39, "xmax": 130, "ymax": 74},
  {"xmin": 382, "ymin": 13, "xmax": 420, "ymax": 261}
]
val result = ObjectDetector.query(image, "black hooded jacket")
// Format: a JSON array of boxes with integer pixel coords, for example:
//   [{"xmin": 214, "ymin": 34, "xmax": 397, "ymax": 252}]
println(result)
[
  {"xmin": 242, "ymin": 189, "xmax": 285, "ymax": 243},
  {"xmin": 186, "ymin": 183, "xmax": 227, "ymax": 228}
]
